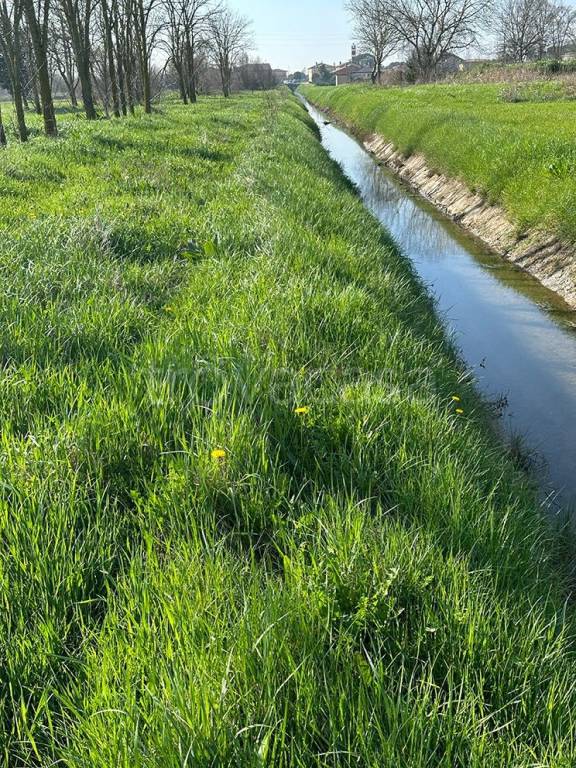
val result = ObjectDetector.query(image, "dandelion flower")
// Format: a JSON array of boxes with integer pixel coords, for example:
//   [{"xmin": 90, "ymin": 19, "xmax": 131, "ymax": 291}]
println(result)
[
  {"xmin": 452, "ymin": 395, "xmax": 461, "ymax": 402},
  {"xmin": 294, "ymin": 406, "xmax": 310, "ymax": 415},
  {"xmin": 455, "ymin": 408, "xmax": 464, "ymax": 415},
  {"xmin": 211, "ymin": 449, "xmax": 226, "ymax": 460}
]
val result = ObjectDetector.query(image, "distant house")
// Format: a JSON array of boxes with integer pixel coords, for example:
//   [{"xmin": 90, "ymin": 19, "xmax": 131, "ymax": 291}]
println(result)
[
  {"xmin": 198, "ymin": 66, "xmax": 224, "ymax": 93},
  {"xmin": 436, "ymin": 53, "xmax": 467, "ymax": 74},
  {"xmin": 546, "ymin": 43, "xmax": 576, "ymax": 60},
  {"xmin": 307, "ymin": 63, "xmax": 336, "ymax": 85},
  {"xmin": 272, "ymin": 69, "xmax": 288, "ymax": 83},
  {"xmin": 333, "ymin": 62, "xmax": 361, "ymax": 86},
  {"xmin": 333, "ymin": 62, "xmax": 373, "ymax": 85},
  {"xmin": 384, "ymin": 61, "xmax": 407, "ymax": 72},
  {"xmin": 352, "ymin": 65, "xmax": 374, "ymax": 82},
  {"xmin": 332, "ymin": 47, "xmax": 376, "ymax": 85},
  {"xmin": 351, "ymin": 52, "xmax": 376, "ymax": 70},
  {"xmin": 459, "ymin": 58, "xmax": 494, "ymax": 70},
  {"xmin": 238, "ymin": 62, "xmax": 274, "ymax": 90},
  {"xmin": 377, "ymin": 60, "xmax": 409, "ymax": 84},
  {"xmin": 307, "ymin": 63, "xmax": 321, "ymax": 82}
]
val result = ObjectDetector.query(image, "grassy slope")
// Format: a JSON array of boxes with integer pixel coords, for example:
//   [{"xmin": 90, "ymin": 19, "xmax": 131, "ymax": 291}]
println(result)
[
  {"xmin": 300, "ymin": 82, "xmax": 576, "ymax": 244},
  {"xmin": 1, "ymin": 92, "xmax": 576, "ymax": 766}
]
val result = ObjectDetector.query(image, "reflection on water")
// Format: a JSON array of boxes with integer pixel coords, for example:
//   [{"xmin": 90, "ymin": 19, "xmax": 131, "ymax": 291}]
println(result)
[{"xmin": 305, "ymin": 100, "xmax": 576, "ymax": 509}]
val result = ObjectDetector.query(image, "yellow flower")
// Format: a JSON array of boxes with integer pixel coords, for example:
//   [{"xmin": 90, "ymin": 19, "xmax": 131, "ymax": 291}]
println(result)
[
  {"xmin": 455, "ymin": 408, "xmax": 464, "ymax": 415},
  {"xmin": 211, "ymin": 449, "xmax": 226, "ymax": 460},
  {"xmin": 452, "ymin": 395, "xmax": 461, "ymax": 402},
  {"xmin": 294, "ymin": 406, "xmax": 310, "ymax": 415}
]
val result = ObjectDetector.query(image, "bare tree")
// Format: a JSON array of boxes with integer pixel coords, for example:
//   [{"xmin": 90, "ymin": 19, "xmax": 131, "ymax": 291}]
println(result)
[
  {"xmin": 162, "ymin": 0, "xmax": 217, "ymax": 104},
  {"xmin": 57, "ymin": 0, "xmax": 97, "ymax": 118},
  {"xmin": 162, "ymin": 0, "xmax": 186, "ymax": 100},
  {"xmin": 532, "ymin": 0, "xmax": 555, "ymax": 57},
  {"xmin": 1, "ymin": 0, "xmax": 256, "ymax": 140},
  {"xmin": 0, "ymin": 0, "xmax": 28, "ymax": 139},
  {"xmin": 495, "ymin": 0, "xmax": 563, "ymax": 60},
  {"xmin": 132, "ymin": 0, "xmax": 163, "ymax": 112},
  {"xmin": 99, "ymin": 0, "xmax": 121, "ymax": 115},
  {"xmin": 206, "ymin": 5, "xmax": 250, "ymax": 97},
  {"xmin": 390, "ymin": 0, "xmax": 491, "ymax": 80},
  {"xmin": 183, "ymin": 0, "xmax": 216, "ymax": 103},
  {"xmin": 0, "ymin": 102, "xmax": 6, "ymax": 145},
  {"xmin": 49, "ymin": 12, "xmax": 79, "ymax": 106},
  {"xmin": 346, "ymin": 0, "xmax": 399, "ymax": 83},
  {"xmin": 545, "ymin": 1, "xmax": 575, "ymax": 58},
  {"xmin": 114, "ymin": 0, "xmax": 134, "ymax": 114},
  {"xmin": 21, "ymin": 0, "xmax": 57, "ymax": 135},
  {"xmin": 22, "ymin": 27, "xmax": 42, "ymax": 113}
]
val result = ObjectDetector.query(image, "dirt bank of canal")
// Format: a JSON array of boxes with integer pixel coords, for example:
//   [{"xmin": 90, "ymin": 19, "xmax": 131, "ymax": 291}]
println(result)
[
  {"xmin": 365, "ymin": 134, "xmax": 576, "ymax": 307},
  {"xmin": 303, "ymin": 93, "xmax": 576, "ymax": 309}
]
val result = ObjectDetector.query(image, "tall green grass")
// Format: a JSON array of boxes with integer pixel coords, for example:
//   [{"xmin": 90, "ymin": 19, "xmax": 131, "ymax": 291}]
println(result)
[
  {"xmin": 0, "ymin": 91, "xmax": 575, "ymax": 766},
  {"xmin": 301, "ymin": 82, "xmax": 576, "ymax": 244}
]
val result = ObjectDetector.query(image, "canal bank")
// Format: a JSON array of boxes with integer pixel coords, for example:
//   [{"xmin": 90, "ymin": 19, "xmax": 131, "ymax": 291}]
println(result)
[
  {"xmin": 301, "ymin": 84, "xmax": 576, "ymax": 310},
  {"xmin": 365, "ymin": 135, "xmax": 576, "ymax": 308},
  {"xmin": 302, "ymin": 96, "xmax": 576, "ymax": 509}
]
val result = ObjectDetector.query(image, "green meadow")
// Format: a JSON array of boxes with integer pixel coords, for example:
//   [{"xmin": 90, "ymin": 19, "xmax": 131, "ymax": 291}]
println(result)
[
  {"xmin": 301, "ymin": 81, "xmax": 576, "ymax": 244},
  {"xmin": 0, "ymin": 90, "xmax": 576, "ymax": 765}
]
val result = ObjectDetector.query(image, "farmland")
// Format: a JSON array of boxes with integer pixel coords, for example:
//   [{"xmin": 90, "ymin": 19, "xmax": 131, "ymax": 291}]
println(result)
[
  {"xmin": 301, "ymin": 81, "xmax": 576, "ymax": 244},
  {"xmin": 1, "ymin": 90, "xmax": 576, "ymax": 766}
]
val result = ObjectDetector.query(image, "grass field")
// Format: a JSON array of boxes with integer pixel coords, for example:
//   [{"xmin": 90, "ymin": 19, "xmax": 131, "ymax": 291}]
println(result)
[
  {"xmin": 300, "ymin": 81, "xmax": 576, "ymax": 245},
  {"xmin": 1, "ymin": 90, "xmax": 576, "ymax": 765}
]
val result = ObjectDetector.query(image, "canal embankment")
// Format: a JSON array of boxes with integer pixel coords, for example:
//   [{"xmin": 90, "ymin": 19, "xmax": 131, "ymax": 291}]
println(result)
[
  {"xmin": 4, "ymin": 90, "xmax": 576, "ymax": 766},
  {"xmin": 301, "ymin": 83, "xmax": 576, "ymax": 308},
  {"xmin": 302, "ymin": 95, "xmax": 576, "ymax": 504}
]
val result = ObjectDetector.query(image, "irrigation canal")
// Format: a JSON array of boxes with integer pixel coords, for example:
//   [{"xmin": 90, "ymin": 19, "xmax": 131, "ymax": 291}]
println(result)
[{"xmin": 303, "ymin": 98, "xmax": 576, "ymax": 512}]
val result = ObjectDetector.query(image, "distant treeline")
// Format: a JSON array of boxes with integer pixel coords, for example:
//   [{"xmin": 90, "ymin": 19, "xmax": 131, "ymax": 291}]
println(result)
[
  {"xmin": 346, "ymin": 0, "xmax": 576, "ymax": 84},
  {"xmin": 0, "ymin": 0, "xmax": 255, "ymax": 142}
]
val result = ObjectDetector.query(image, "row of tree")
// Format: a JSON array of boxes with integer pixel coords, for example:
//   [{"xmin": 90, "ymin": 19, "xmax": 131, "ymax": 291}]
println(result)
[
  {"xmin": 0, "ymin": 0, "xmax": 252, "ymax": 142},
  {"xmin": 347, "ymin": 0, "xmax": 576, "ymax": 83}
]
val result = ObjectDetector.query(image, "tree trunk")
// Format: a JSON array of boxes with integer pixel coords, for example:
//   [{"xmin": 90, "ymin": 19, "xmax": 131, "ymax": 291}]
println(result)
[
  {"xmin": 22, "ymin": 0, "xmax": 57, "ymax": 136},
  {"xmin": 136, "ymin": 0, "xmax": 152, "ymax": 113},
  {"xmin": 220, "ymin": 61, "xmax": 231, "ymax": 97},
  {"xmin": 31, "ymin": 74, "xmax": 42, "ymax": 114},
  {"xmin": 107, "ymin": 48, "xmax": 121, "ymax": 118},
  {"xmin": 69, "ymin": 81, "xmax": 78, "ymax": 107},
  {"xmin": 77, "ymin": 51, "xmax": 97, "ymax": 119},
  {"xmin": 12, "ymin": 70, "xmax": 28, "ymax": 140},
  {"xmin": 62, "ymin": 1, "xmax": 96, "ymax": 120},
  {"xmin": 102, "ymin": 0, "xmax": 120, "ymax": 117},
  {"xmin": 178, "ymin": 68, "xmax": 188, "ymax": 103},
  {"xmin": 1, "ymin": 20, "xmax": 28, "ymax": 140},
  {"xmin": 188, "ymin": 67, "xmax": 197, "ymax": 102},
  {"xmin": 142, "ymin": 61, "xmax": 151, "ymax": 112},
  {"xmin": 111, "ymin": 0, "xmax": 128, "ymax": 116},
  {"xmin": 0, "ymin": 105, "xmax": 7, "ymax": 146},
  {"xmin": 26, "ymin": 41, "xmax": 43, "ymax": 114},
  {"xmin": 117, "ymin": 57, "xmax": 127, "ymax": 115},
  {"xmin": 185, "ymin": 36, "xmax": 197, "ymax": 104},
  {"xmin": 125, "ymin": 56, "xmax": 135, "ymax": 114}
]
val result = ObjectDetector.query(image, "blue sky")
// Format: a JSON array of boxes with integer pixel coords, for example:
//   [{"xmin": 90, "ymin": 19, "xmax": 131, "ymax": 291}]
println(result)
[{"xmin": 232, "ymin": 0, "xmax": 353, "ymax": 73}]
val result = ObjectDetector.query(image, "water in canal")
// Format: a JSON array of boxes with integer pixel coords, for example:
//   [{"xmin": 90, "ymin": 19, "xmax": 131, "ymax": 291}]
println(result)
[{"xmin": 304, "ymin": 99, "xmax": 576, "ymax": 511}]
